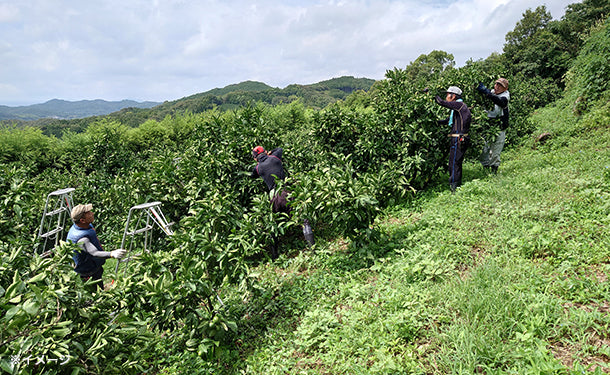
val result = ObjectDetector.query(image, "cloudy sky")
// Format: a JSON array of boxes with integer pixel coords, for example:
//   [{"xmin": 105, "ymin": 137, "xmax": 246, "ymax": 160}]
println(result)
[{"xmin": 0, "ymin": 0, "xmax": 578, "ymax": 106}]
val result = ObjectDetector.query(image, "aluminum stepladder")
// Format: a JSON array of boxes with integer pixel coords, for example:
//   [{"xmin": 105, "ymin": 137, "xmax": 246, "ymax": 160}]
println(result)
[
  {"xmin": 37, "ymin": 187, "xmax": 75, "ymax": 255},
  {"xmin": 115, "ymin": 201, "xmax": 174, "ymax": 273}
]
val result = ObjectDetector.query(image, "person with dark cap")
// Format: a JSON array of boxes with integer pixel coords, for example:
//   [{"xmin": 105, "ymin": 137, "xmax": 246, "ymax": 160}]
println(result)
[
  {"xmin": 66, "ymin": 204, "xmax": 126, "ymax": 290},
  {"xmin": 251, "ymin": 146, "xmax": 315, "ymax": 256},
  {"xmin": 251, "ymin": 146, "xmax": 289, "ymax": 214},
  {"xmin": 251, "ymin": 146, "xmax": 289, "ymax": 259},
  {"xmin": 434, "ymin": 86, "xmax": 472, "ymax": 193},
  {"xmin": 476, "ymin": 78, "xmax": 510, "ymax": 174}
]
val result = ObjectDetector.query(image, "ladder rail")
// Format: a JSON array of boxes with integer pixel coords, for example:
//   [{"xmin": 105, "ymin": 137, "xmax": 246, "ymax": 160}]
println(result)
[
  {"xmin": 37, "ymin": 188, "xmax": 75, "ymax": 253},
  {"xmin": 115, "ymin": 201, "xmax": 173, "ymax": 273},
  {"xmin": 116, "ymin": 205, "xmax": 140, "ymax": 273},
  {"xmin": 147, "ymin": 206, "xmax": 174, "ymax": 236}
]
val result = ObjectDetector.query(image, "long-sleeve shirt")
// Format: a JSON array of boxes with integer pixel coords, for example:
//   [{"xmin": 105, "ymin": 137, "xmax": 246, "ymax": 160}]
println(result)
[
  {"xmin": 435, "ymin": 97, "xmax": 472, "ymax": 135},
  {"xmin": 478, "ymin": 87, "xmax": 510, "ymax": 130},
  {"xmin": 251, "ymin": 148, "xmax": 285, "ymax": 191},
  {"xmin": 75, "ymin": 237, "xmax": 111, "ymax": 258},
  {"xmin": 485, "ymin": 90, "xmax": 510, "ymax": 130}
]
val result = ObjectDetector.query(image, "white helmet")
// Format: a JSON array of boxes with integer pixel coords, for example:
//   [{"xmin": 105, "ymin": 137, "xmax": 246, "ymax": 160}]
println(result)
[{"xmin": 446, "ymin": 86, "xmax": 462, "ymax": 96}]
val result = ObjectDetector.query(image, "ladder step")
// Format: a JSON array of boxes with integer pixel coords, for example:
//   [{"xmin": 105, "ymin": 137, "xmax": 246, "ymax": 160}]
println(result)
[
  {"xmin": 46, "ymin": 207, "xmax": 68, "ymax": 216},
  {"xmin": 127, "ymin": 225, "xmax": 154, "ymax": 235},
  {"xmin": 132, "ymin": 202, "xmax": 161, "ymax": 210},
  {"xmin": 40, "ymin": 227, "xmax": 63, "ymax": 238},
  {"xmin": 48, "ymin": 187, "xmax": 75, "ymax": 196},
  {"xmin": 118, "ymin": 252, "xmax": 144, "ymax": 263}
]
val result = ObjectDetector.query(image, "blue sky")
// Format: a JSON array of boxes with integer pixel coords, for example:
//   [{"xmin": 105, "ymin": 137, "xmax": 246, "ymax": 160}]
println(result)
[{"xmin": 0, "ymin": 0, "xmax": 578, "ymax": 106}]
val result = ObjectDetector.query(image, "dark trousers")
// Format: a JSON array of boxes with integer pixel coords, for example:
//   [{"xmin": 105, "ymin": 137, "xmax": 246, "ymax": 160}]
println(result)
[
  {"xmin": 271, "ymin": 189, "xmax": 290, "ymax": 214},
  {"xmin": 270, "ymin": 189, "xmax": 290, "ymax": 259},
  {"xmin": 80, "ymin": 266, "xmax": 104, "ymax": 291},
  {"xmin": 449, "ymin": 136, "xmax": 469, "ymax": 189}
]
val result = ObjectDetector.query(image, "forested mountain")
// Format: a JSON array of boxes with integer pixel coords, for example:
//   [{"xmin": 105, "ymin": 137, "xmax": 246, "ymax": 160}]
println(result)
[
  {"xmin": 136, "ymin": 76, "xmax": 376, "ymax": 120},
  {"xmin": 0, "ymin": 76, "xmax": 375, "ymax": 135},
  {"xmin": 0, "ymin": 99, "xmax": 160, "ymax": 121}
]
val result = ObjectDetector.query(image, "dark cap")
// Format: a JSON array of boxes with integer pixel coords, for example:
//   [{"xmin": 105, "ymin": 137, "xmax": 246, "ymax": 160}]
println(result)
[{"xmin": 252, "ymin": 146, "xmax": 265, "ymax": 159}]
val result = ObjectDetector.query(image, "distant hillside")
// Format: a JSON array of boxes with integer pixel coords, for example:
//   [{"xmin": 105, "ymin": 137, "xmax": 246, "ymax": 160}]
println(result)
[
  {"xmin": 202, "ymin": 81, "xmax": 276, "ymax": 96},
  {"xmin": 1, "ymin": 76, "xmax": 376, "ymax": 135},
  {"xmin": 0, "ymin": 99, "xmax": 160, "ymax": 121},
  {"xmin": 105, "ymin": 76, "xmax": 376, "ymax": 127},
  {"xmin": 151, "ymin": 76, "xmax": 376, "ymax": 115}
]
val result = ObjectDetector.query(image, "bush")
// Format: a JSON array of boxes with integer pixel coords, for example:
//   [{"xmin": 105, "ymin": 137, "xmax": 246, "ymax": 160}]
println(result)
[
  {"xmin": 0, "ymin": 127, "xmax": 58, "ymax": 170},
  {"xmin": 565, "ymin": 17, "xmax": 610, "ymax": 113}
]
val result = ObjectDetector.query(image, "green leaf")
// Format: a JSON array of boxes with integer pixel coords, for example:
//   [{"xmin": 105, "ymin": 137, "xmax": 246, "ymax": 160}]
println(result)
[
  {"xmin": 22, "ymin": 298, "xmax": 39, "ymax": 316},
  {"xmin": 185, "ymin": 338, "xmax": 198, "ymax": 349},
  {"xmin": 0, "ymin": 359, "xmax": 14, "ymax": 374},
  {"xmin": 52, "ymin": 327, "xmax": 71, "ymax": 338},
  {"xmin": 27, "ymin": 273, "xmax": 46, "ymax": 284},
  {"xmin": 5, "ymin": 273, "xmax": 24, "ymax": 300},
  {"xmin": 73, "ymin": 341, "xmax": 85, "ymax": 354},
  {"xmin": 4, "ymin": 305, "xmax": 21, "ymax": 320},
  {"xmin": 225, "ymin": 320, "xmax": 238, "ymax": 332}
]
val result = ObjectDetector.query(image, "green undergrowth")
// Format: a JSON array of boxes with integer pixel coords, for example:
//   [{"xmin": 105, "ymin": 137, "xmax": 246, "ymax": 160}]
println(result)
[{"xmin": 225, "ymin": 96, "xmax": 610, "ymax": 373}]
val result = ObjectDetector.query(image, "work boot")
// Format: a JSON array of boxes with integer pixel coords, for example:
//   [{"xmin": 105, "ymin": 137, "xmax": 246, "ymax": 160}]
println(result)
[
  {"xmin": 302, "ymin": 219, "xmax": 315, "ymax": 248},
  {"xmin": 270, "ymin": 236, "xmax": 279, "ymax": 260},
  {"xmin": 271, "ymin": 244, "xmax": 278, "ymax": 260}
]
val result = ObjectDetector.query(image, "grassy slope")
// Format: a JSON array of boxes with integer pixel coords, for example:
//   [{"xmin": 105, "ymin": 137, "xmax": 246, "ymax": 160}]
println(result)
[{"xmin": 226, "ymin": 98, "xmax": 610, "ymax": 374}]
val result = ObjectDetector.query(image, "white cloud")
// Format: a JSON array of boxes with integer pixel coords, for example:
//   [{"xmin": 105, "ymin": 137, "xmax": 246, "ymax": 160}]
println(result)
[
  {"xmin": 0, "ymin": 0, "xmax": 579, "ymax": 106},
  {"xmin": 0, "ymin": 3, "xmax": 19, "ymax": 23}
]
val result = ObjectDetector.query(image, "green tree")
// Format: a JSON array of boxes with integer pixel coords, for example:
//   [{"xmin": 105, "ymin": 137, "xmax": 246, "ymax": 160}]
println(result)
[
  {"xmin": 558, "ymin": 0, "xmax": 610, "ymax": 57},
  {"xmin": 503, "ymin": 6, "xmax": 565, "ymax": 81},
  {"xmin": 503, "ymin": 2, "xmax": 610, "ymax": 84},
  {"xmin": 405, "ymin": 50, "xmax": 455, "ymax": 84},
  {"xmin": 505, "ymin": 6, "xmax": 552, "ymax": 48}
]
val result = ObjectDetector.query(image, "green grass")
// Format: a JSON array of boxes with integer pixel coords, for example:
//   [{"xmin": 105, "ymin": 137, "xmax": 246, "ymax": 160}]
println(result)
[{"xmin": 217, "ymin": 94, "xmax": 610, "ymax": 374}]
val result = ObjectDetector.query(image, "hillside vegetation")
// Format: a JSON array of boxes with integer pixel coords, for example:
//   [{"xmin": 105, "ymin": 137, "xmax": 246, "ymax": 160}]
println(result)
[
  {"xmin": 0, "ymin": 76, "xmax": 375, "ymax": 135},
  {"xmin": 0, "ymin": 99, "xmax": 160, "ymax": 121},
  {"xmin": 0, "ymin": 1, "xmax": 609, "ymax": 374}
]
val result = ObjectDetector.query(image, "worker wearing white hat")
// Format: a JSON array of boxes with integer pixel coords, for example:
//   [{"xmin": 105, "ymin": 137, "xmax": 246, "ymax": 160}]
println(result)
[{"xmin": 434, "ymin": 86, "xmax": 472, "ymax": 192}]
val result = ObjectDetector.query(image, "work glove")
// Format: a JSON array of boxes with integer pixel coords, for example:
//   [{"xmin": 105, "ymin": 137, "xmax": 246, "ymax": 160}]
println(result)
[
  {"xmin": 110, "ymin": 249, "xmax": 127, "ymax": 259},
  {"xmin": 476, "ymin": 82, "xmax": 488, "ymax": 94},
  {"xmin": 434, "ymin": 95, "xmax": 443, "ymax": 104}
]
